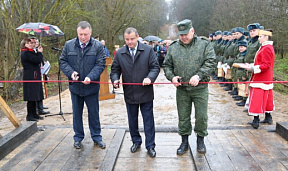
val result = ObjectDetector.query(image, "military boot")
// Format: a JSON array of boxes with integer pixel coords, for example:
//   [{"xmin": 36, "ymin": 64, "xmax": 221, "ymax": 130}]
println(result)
[
  {"xmin": 236, "ymin": 99, "xmax": 246, "ymax": 106},
  {"xmin": 249, "ymin": 116, "xmax": 260, "ymax": 129},
  {"xmin": 224, "ymin": 84, "xmax": 232, "ymax": 91},
  {"xmin": 228, "ymin": 88, "xmax": 237, "ymax": 95},
  {"xmin": 177, "ymin": 135, "xmax": 189, "ymax": 155},
  {"xmin": 260, "ymin": 112, "xmax": 273, "ymax": 124},
  {"xmin": 197, "ymin": 135, "xmax": 206, "ymax": 154}
]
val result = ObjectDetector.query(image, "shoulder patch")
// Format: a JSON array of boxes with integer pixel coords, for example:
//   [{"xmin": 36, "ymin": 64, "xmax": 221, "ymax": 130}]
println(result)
[{"xmin": 169, "ymin": 40, "xmax": 179, "ymax": 46}]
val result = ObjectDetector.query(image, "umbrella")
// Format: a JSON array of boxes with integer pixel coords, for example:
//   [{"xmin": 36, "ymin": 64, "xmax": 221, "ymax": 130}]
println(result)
[
  {"xmin": 16, "ymin": 22, "xmax": 64, "ymax": 44},
  {"xmin": 143, "ymin": 35, "xmax": 162, "ymax": 42}
]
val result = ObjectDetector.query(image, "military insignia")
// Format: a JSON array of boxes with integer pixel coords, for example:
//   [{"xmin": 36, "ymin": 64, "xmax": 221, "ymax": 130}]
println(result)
[{"xmin": 179, "ymin": 25, "xmax": 186, "ymax": 31}]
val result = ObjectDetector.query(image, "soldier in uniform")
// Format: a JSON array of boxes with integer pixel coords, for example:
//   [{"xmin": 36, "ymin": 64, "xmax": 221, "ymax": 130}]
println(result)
[
  {"xmin": 233, "ymin": 41, "xmax": 249, "ymax": 102},
  {"xmin": 229, "ymin": 27, "xmax": 246, "ymax": 96},
  {"xmin": 218, "ymin": 31, "xmax": 229, "ymax": 87},
  {"xmin": 223, "ymin": 31, "xmax": 237, "ymax": 91},
  {"xmin": 213, "ymin": 31, "xmax": 223, "ymax": 82},
  {"xmin": 163, "ymin": 19, "xmax": 216, "ymax": 155}
]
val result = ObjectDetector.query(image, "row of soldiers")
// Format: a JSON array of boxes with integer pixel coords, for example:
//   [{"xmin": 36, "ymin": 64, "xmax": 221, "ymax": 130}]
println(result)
[{"xmin": 209, "ymin": 23, "xmax": 266, "ymax": 114}]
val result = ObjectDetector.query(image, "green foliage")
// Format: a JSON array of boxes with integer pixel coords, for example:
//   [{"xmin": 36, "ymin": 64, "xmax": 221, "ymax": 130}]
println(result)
[{"xmin": 273, "ymin": 54, "xmax": 288, "ymax": 95}]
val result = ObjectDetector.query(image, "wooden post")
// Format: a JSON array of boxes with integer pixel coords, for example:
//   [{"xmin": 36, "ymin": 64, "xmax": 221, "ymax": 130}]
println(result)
[
  {"xmin": 0, "ymin": 95, "xmax": 21, "ymax": 128},
  {"xmin": 99, "ymin": 57, "xmax": 115, "ymax": 101}
]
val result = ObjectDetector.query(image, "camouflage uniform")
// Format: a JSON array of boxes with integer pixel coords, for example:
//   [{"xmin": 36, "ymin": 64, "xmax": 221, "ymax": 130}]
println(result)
[{"xmin": 163, "ymin": 36, "xmax": 216, "ymax": 137}]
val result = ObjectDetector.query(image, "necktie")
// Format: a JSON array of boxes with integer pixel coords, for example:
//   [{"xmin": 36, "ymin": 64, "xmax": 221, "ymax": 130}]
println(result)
[
  {"xmin": 81, "ymin": 43, "xmax": 85, "ymax": 52},
  {"xmin": 131, "ymin": 49, "xmax": 135, "ymax": 60}
]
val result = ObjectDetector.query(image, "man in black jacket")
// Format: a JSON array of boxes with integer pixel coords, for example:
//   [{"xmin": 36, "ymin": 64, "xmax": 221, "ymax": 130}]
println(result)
[
  {"xmin": 59, "ymin": 21, "xmax": 106, "ymax": 149},
  {"xmin": 110, "ymin": 27, "xmax": 160, "ymax": 158}
]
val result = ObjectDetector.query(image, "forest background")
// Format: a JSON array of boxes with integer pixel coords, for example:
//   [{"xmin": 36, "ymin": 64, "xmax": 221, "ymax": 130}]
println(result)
[{"xmin": 0, "ymin": 0, "xmax": 287, "ymax": 101}]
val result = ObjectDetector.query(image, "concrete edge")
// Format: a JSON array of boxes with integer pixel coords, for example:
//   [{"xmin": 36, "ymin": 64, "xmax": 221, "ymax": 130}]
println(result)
[
  {"xmin": 0, "ymin": 121, "xmax": 37, "ymax": 160},
  {"xmin": 276, "ymin": 122, "xmax": 288, "ymax": 141},
  {"xmin": 99, "ymin": 129, "xmax": 126, "ymax": 171}
]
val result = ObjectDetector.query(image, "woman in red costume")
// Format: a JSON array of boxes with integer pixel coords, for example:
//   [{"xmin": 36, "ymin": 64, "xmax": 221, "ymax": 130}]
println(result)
[{"xmin": 242, "ymin": 29, "xmax": 275, "ymax": 129}]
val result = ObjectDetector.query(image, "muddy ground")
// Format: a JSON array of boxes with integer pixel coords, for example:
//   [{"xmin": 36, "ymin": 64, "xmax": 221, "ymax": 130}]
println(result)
[{"xmin": 1, "ymin": 68, "xmax": 288, "ymax": 136}]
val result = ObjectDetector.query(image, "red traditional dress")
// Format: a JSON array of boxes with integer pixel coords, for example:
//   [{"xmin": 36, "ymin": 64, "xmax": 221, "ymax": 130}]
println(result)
[{"xmin": 246, "ymin": 41, "xmax": 275, "ymax": 116}]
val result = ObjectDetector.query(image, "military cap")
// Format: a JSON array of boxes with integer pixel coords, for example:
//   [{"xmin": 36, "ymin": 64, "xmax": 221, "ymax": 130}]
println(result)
[
  {"xmin": 259, "ymin": 26, "xmax": 264, "ymax": 30},
  {"xmin": 223, "ymin": 31, "xmax": 229, "ymax": 36},
  {"xmin": 235, "ymin": 27, "xmax": 244, "ymax": 34},
  {"xmin": 237, "ymin": 41, "xmax": 248, "ymax": 47},
  {"xmin": 215, "ymin": 30, "xmax": 222, "ymax": 35},
  {"xmin": 231, "ymin": 28, "xmax": 236, "ymax": 33},
  {"xmin": 209, "ymin": 34, "xmax": 213, "ymax": 37},
  {"xmin": 212, "ymin": 32, "xmax": 216, "ymax": 36},
  {"xmin": 244, "ymin": 31, "xmax": 249, "ymax": 36},
  {"xmin": 227, "ymin": 32, "xmax": 232, "ymax": 36},
  {"xmin": 247, "ymin": 23, "xmax": 260, "ymax": 31},
  {"xmin": 177, "ymin": 19, "xmax": 193, "ymax": 35}
]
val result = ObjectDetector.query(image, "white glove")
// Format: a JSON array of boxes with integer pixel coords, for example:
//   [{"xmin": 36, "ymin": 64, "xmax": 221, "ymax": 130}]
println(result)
[{"xmin": 71, "ymin": 71, "xmax": 79, "ymax": 81}]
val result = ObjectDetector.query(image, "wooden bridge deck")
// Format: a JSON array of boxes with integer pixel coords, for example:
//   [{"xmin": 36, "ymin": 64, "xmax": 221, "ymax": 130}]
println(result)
[{"xmin": 0, "ymin": 127, "xmax": 287, "ymax": 171}]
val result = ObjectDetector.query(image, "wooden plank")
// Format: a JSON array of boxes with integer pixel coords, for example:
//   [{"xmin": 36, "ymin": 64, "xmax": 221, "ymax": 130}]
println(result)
[
  {"xmin": 100, "ymin": 129, "xmax": 125, "ymax": 171},
  {"xmin": 189, "ymin": 134, "xmax": 211, "ymax": 171},
  {"xmin": 0, "ymin": 121, "xmax": 37, "ymax": 160},
  {"xmin": 276, "ymin": 122, "xmax": 288, "ymax": 141},
  {"xmin": 205, "ymin": 130, "xmax": 235, "ymax": 170},
  {"xmin": 62, "ymin": 129, "xmax": 116, "ymax": 170},
  {"xmin": 114, "ymin": 132, "xmax": 195, "ymax": 171},
  {"xmin": 231, "ymin": 130, "xmax": 271, "ymax": 170},
  {"xmin": 11, "ymin": 128, "xmax": 71, "ymax": 170},
  {"xmin": 250, "ymin": 129, "xmax": 288, "ymax": 170},
  {"xmin": 214, "ymin": 130, "xmax": 261, "ymax": 170},
  {"xmin": 0, "ymin": 95, "xmax": 21, "ymax": 127},
  {"xmin": 35, "ymin": 130, "xmax": 74, "ymax": 170},
  {"xmin": 240, "ymin": 129, "xmax": 287, "ymax": 170},
  {"xmin": 0, "ymin": 129, "xmax": 53, "ymax": 169},
  {"xmin": 114, "ymin": 158, "xmax": 196, "ymax": 171}
]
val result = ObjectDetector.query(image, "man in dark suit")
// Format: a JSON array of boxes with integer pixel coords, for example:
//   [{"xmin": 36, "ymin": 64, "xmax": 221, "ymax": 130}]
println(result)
[
  {"xmin": 110, "ymin": 27, "xmax": 160, "ymax": 158},
  {"xmin": 59, "ymin": 21, "xmax": 106, "ymax": 149}
]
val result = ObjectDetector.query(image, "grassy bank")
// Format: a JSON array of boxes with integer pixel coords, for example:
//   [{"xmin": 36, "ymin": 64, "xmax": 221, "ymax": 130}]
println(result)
[{"xmin": 274, "ymin": 55, "xmax": 288, "ymax": 95}]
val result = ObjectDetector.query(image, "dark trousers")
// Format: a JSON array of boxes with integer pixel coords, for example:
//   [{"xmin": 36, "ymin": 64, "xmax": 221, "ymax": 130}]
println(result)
[
  {"xmin": 27, "ymin": 101, "xmax": 36, "ymax": 115},
  {"xmin": 70, "ymin": 92, "xmax": 102, "ymax": 142},
  {"xmin": 126, "ymin": 101, "xmax": 155, "ymax": 149}
]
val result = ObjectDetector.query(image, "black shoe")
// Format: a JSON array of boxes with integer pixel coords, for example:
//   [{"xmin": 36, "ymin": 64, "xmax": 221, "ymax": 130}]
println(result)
[
  {"xmin": 38, "ymin": 110, "xmax": 50, "ymax": 115},
  {"xmin": 234, "ymin": 96, "xmax": 243, "ymax": 101},
  {"xmin": 74, "ymin": 141, "xmax": 82, "ymax": 149},
  {"xmin": 130, "ymin": 143, "xmax": 141, "ymax": 153},
  {"xmin": 243, "ymin": 109, "xmax": 248, "ymax": 113},
  {"xmin": 42, "ymin": 106, "xmax": 49, "ymax": 109},
  {"xmin": 177, "ymin": 142, "xmax": 189, "ymax": 155},
  {"xmin": 26, "ymin": 116, "xmax": 38, "ymax": 122},
  {"xmin": 232, "ymin": 95, "xmax": 240, "ymax": 98},
  {"xmin": 177, "ymin": 135, "xmax": 189, "ymax": 155},
  {"xmin": 33, "ymin": 114, "xmax": 44, "ymax": 120},
  {"xmin": 260, "ymin": 113, "xmax": 273, "ymax": 124},
  {"xmin": 147, "ymin": 148, "xmax": 156, "ymax": 158},
  {"xmin": 94, "ymin": 140, "xmax": 106, "ymax": 149},
  {"xmin": 236, "ymin": 100, "xmax": 246, "ymax": 106},
  {"xmin": 248, "ymin": 116, "xmax": 260, "ymax": 129},
  {"xmin": 224, "ymin": 85, "xmax": 232, "ymax": 91},
  {"xmin": 197, "ymin": 135, "xmax": 206, "ymax": 154},
  {"xmin": 228, "ymin": 88, "xmax": 237, "ymax": 95}
]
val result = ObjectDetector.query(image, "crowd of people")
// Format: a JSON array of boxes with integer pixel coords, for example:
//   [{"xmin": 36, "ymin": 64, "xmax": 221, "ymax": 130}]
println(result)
[
  {"xmin": 19, "ymin": 19, "xmax": 275, "ymax": 158},
  {"xmin": 209, "ymin": 24, "xmax": 275, "ymax": 129}
]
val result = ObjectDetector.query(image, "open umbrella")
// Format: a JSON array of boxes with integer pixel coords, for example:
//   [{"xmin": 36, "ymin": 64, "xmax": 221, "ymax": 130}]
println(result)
[
  {"xmin": 143, "ymin": 35, "xmax": 162, "ymax": 42},
  {"xmin": 16, "ymin": 22, "xmax": 64, "ymax": 44}
]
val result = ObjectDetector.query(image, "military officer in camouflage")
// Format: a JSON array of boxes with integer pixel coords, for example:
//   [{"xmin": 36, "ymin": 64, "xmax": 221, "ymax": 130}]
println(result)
[{"xmin": 163, "ymin": 19, "xmax": 216, "ymax": 155}]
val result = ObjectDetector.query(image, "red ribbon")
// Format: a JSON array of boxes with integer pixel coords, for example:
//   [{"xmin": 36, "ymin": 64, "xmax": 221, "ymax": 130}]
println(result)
[{"xmin": 0, "ymin": 80, "xmax": 287, "ymax": 85}]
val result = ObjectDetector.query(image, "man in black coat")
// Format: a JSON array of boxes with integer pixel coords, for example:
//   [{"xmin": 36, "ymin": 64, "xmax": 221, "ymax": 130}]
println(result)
[
  {"xmin": 59, "ymin": 21, "xmax": 106, "ymax": 149},
  {"xmin": 110, "ymin": 27, "xmax": 160, "ymax": 158}
]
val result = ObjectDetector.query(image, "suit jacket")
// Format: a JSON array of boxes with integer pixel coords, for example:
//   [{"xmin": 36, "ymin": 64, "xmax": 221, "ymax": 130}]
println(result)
[{"xmin": 110, "ymin": 42, "xmax": 160, "ymax": 104}]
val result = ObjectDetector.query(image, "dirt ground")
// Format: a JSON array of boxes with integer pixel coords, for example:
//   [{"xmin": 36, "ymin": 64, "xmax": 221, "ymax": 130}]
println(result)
[{"xmin": 1, "ymin": 68, "xmax": 288, "ymax": 136}]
